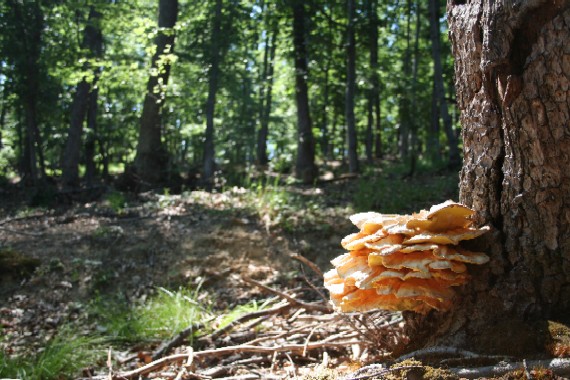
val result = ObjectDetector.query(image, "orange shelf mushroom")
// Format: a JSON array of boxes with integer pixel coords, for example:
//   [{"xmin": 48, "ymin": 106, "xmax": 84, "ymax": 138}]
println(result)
[{"xmin": 324, "ymin": 200, "xmax": 490, "ymax": 314}]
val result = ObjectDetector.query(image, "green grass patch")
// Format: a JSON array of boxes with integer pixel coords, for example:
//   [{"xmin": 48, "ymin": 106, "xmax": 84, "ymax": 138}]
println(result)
[
  {"xmin": 354, "ymin": 163, "xmax": 459, "ymax": 214},
  {"xmin": 133, "ymin": 287, "xmax": 212, "ymax": 341},
  {"xmin": 0, "ymin": 329, "xmax": 104, "ymax": 380},
  {"xmin": 216, "ymin": 298, "xmax": 272, "ymax": 330},
  {"xmin": 92, "ymin": 286, "xmax": 213, "ymax": 344}
]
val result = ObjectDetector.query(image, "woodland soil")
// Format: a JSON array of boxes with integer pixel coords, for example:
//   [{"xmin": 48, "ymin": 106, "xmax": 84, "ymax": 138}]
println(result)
[
  {"xmin": 0, "ymin": 179, "xmax": 357, "ymax": 373},
  {"xmin": 3, "ymin": 173, "xmax": 557, "ymax": 379}
]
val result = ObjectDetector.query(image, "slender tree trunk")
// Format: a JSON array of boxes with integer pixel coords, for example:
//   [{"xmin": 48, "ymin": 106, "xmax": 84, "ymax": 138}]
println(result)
[
  {"xmin": 406, "ymin": 0, "xmax": 421, "ymax": 177},
  {"xmin": 428, "ymin": 0, "xmax": 460, "ymax": 168},
  {"xmin": 134, "ymin": 0, "xmax": 178, "ymax": 184},
  {"xmin": 320, "ymin": 59, "xmax": 331, "ymax": 161},
  {"xmin": 84, "ymin": 7, "xmax": 103, "ymax": 186},
  {"xmin": 398, "ymin": 0, "xmax": 412, "ymax": 162},
  {"xmin": 62, "ymin": 79, "xmax": 90, "ymax": 187},
  {"xmin": 427, "ymin": 80, "xmax": 441, "ymax": 162},
  {"xmin": 0, "ymin": 76, "xmax": 7, "ymax": 152},
  {"xmin": 404, "ymin": 1, "xmax": 570, "ymax": 356},
  {"xmin": 9, "ymin": 0, "xmax": 45, "ymax": 185},
  {"xmin": 84, "ymin": 84, "xmax": 99, "ymax": 186},
  {"xmin": 373, "ymin": 2, "xmax": 382, "ymax": 160},
  {"xmin": 366, "ymin": 0, "xmax": 380, "ymax": 163},
  {"xmin": 292, "ymin": 0, "xmax": 317, "ymax": 183},
  {"xmin": 256, "ymin": 15, "xmax": 278, "ymax": 166},
  {"xmin": 345, "ymin": 0, "xmax": 359, "ymax": 174},
  {"xmin": 203, "ymin": 0, "xmax": 223, "ymax": 185},
  {"xmin": 320, "ymin": 20, "xmax": 335, "ymax": 161}
]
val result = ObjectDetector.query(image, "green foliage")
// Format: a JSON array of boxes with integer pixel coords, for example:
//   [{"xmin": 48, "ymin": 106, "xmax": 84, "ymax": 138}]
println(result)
[
  {"xmin": 0, "ymin": 0, "xmax": 460, "ymax": 199},
  {"xmin": 103, "ymin": 191, "xmax": 127, "ymax": 213}
]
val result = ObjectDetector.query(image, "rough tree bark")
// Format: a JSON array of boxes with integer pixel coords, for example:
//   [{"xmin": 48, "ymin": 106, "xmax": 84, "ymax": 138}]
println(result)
[
  {"xmin": 134, "ymin": 0, "xmax": 178, "ymax": 184},
  {"xmin": 292, "ymin": 0, "xmax": 317, "ymax": 183},
  {"xmin": 404, "ymin": 0, "xmax": 570, "ymax": 356},
  {"xmin": 345, "ymin": 0, "xmax": 359, "ymax": 174}
]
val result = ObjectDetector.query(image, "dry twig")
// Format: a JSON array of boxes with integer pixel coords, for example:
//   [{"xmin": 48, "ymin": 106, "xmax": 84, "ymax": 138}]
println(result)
[{"xmin": 242, "ymin": 277, "xmax": 331, "ymax": 312}]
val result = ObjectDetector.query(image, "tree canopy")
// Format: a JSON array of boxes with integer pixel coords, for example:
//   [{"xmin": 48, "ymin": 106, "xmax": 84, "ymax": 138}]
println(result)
[{"xmin": 0, "ymin": 0, "xmax": 458, "ymax": 188}]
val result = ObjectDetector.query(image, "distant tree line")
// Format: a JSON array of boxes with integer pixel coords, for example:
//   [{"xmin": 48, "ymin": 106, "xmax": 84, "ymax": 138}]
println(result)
[{"xmin": 0, "ymin": 0, "xmax": 458, "ymax": 190}]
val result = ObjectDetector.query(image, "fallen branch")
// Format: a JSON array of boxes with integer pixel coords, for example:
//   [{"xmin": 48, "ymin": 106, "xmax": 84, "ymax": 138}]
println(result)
[
  {"xmin": 0, "ymin": 212, "xmax": 48, "ymax": 227},
  {"xmin": 84, "ymin": 339, "xmax": 366, "ymax": 380},
  {"xmin": 204, "ymin": 302, "xmax": 292, "ymax": 342},
  {"xmin": 152, "ymin": 322, "xmax": 207, "ymax": 360},
  {"xmin": 290, "ymin": 253, "xmax": 323, "ymax": 277},
  {"xmin": 449, "ymin": 358, "xmax": 570, "ymax": 379},
  {"xmin": 0, "ymin": 226, "xmax": 44, "ymax": 236},
  {"xmin": 242, "ymin": 277, "xmax": 331, "ymax": 313},
  {"xmin": 396, "ymin": 345, "xmax": 482, "ymax": 361},
  {"xmin": 342, "ymin": 365, "xmax": 425, "ymax": 380}
]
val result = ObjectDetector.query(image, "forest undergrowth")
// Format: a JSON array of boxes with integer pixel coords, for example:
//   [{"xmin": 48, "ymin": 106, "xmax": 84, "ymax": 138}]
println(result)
[{"xmin": 2, "ymin": 162, "xmax": 565, "ymax": 379}]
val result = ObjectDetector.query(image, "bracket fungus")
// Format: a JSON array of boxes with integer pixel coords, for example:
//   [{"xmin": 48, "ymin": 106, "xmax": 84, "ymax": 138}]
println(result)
[{"xmin": 324, "ymin": 200, "xmax": 490, "ymax": 314}]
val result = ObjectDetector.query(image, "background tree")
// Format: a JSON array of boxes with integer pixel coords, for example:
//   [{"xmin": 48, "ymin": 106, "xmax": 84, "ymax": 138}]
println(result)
[
  {"xmin": 291, "ymin": 0, "xmax": 317, "ymax": 183},
  {"xmin": 202, "ymin": 0, "xmax": 224, "ymax": 184},
  {"xmin": 256, "ymin": 4, "xmax": 278, "ymax": 167},
  {"xmin": 428, "ymin": 0, "xmax": 459, "ymax": 168},
  {"xmin": 405, "ymin": 0, "xmax": 570, "ymax": 354},
  {"xmin": 61, "ymin": 6, "xmax": 103, "ymax": 188},
  {"xmin": 4, "ymin": 0, "xmax": 47, "ymax": 185},
  {"xmin": 0, "ymin": 0, "xmax": 462, "ymax": 190},
  {"xmin": 134, "ymin": 0, "xmax": 178, "ymax": 184},
  {"xmin": 345, "ymin": 0, "xmax": 358, "ymax": 174}
]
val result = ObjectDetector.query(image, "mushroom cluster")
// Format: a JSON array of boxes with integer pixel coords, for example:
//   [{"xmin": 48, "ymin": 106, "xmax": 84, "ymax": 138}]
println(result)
[{"xmin": 324, "ymin": 201, "xmax": 490, "ymax": 314}]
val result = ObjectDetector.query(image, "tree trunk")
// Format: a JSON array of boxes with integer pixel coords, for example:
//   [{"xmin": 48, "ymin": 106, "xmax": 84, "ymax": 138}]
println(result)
[
  {"xmin": 84, "ymin": 84, "xmax": 99, "ymax": 186},
  {"xmin": 366, "ymin": 0, "xmax": 380, "ymax": 163},
  {"xmin": 427, "ymin": 80, "xmax": 442, "ymax": 162},
  {"xmin": 203, "ymin": 0, "xmax": 223, "ymax": 185},
  {"xmin": 0, "ymin": 73, "xmax": 7, "ymax": 152},
  {"xmin": 62, "ymin": 6, "xmax": 103, "ymax": 187},
  {"xmin": 256, "ymin": 15, "xmax": 278, "ymax": 166},
  {"xmin": 134, "ymin": 0, "xmax": 178, "ymax": 184},
  {"xmin": 345, "ymin": 0, "xmax": 359, "ymax": 174},
  {"xmin": 292, "ymin": 0, "xmax": 317, "ymax": 183},
  {"xmin": 406, "ymin": 0, "xmax": 421, "ymax": 178},
  {"xmin": 62, "ymin": 79, "xmax": 90, "ymax": 187},
  {"xmin": 398, "ymin": 0, "xmax": 412, "ymax": 163},
  {"xmin": 319, "ymin": 17, "xmax": 336, "ymax": 162},
  {"xmin": 84, "ymin": 7, "xmax": 104, "ymax": 186},
  {"xmin": 428, "ymin": 0, "xmax": 460, "ymax": 169},
  {"xmin": 9, "ymin": 0, "xmax": 45, "ymax": 185},
  {"xmin": 404, "ymin": 0, "xmax": 570, "ymax": 356}
]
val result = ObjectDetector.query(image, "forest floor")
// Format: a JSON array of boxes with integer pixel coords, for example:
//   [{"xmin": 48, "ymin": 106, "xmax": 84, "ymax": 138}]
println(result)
[{"xmin": 2, "ymin": 165, "xmax": 565, "ymax": 379}]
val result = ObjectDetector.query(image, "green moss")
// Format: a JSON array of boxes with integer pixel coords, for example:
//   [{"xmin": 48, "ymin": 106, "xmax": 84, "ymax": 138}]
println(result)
[
  {"xmin": 383, "ymin": 359, "xmax": 458, "ymax": 380},
  {"xmin": 546, "ymin": 320, "xmax": 570, "ymax": 357}
]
